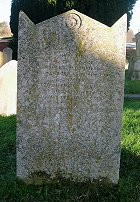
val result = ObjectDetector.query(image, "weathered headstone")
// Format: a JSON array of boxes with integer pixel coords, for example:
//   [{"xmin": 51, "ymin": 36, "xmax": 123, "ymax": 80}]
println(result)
[
  {"xmin": 0, "ymin": 60, "xmax": 17, "ymax": 115},
  {"xmin": 3, "ymin": 47, "xmax": 13, "ymax": 62},
  {"xmin": 0, "ymin": 51, "xmax": 5, "ymax": 68},
  {"xmin": 17, "ymin": 10, "xmax": 127, "ymax": 184},
  {"xmin": 128, "ymin": 32, "xmax": 140, "ymax": 80},
  {"xmin": 0, "ymin": 48, "xmax": 13, "ymax": 68}
]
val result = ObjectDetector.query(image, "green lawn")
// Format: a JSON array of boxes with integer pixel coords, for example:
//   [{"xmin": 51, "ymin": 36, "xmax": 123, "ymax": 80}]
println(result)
[
  {"xmin": 124, "ymin": 70, "xmax": 140, "ymax": 94},
  {"xmin": 0, "ymin": 99, "xmax": 140, "ymax": 202}
]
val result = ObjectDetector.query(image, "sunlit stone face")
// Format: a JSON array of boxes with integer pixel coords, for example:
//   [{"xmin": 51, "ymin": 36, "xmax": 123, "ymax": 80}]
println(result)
[{"xmin": 17, "ymin": 10, "xmax": 126, "ymax": 184}]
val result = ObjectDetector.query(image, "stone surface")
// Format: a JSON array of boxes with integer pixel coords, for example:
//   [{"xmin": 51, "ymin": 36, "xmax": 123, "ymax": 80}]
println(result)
[
  {"xmin": 3, "ymin": 47, "xmax": 13, "ymax": 62},
  {"xmin": 0, "ymin": 60, "xmax": 17, "ymax": 115},
  {"xmin": 0, "ymin": 47, "xmax": 13, "ymax": 68},
  {"xmin": 135, "ymin": 32, "xmax": 140, "ymax": 57},
  {"xmin": 128, "ymin": 32, "xmax": 140, "ymax": 80},
  {"xmin": 17, "ymin": 10, "xmax": 127, "ymax": 184},
  {"xmin": 0, "ymin": 51, "xmax": 5, "ymax": 68}
]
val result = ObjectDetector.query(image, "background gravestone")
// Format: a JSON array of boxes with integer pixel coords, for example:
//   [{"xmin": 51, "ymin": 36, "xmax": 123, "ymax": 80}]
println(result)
[
  {"xmin": 17, "ymin": 10, "xmax": 127, "ymax": 184},
  {"xmin": 0, "ymin": 60, "xmax": 17, "ymax": 116},
  {"xmin": 3, "ymin": 47, "xmax": 13, "ymax": 62},
  {"xmin": 128, "ymin": 32, "xmax": 140, "ymax": 80},
  {"xmin": 0, "ymin": 47, "xmax": 13, "ymax": 68},
  {"xmin": 0, "ymin": 51, "xmax": 5, "ymax": 68}
]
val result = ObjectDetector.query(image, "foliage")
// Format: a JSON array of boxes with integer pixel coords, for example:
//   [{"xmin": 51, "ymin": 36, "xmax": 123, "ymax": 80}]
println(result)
[
  {"xmin": 0, "ymin": 99, "xmax": 140, "ymax": 201},
  {"xmin": 10, "ymin": 0, "xmax": 137, "ymax": 59}
]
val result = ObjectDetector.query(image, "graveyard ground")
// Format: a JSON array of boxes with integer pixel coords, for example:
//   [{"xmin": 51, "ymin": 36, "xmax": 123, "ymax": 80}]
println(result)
[
  {"xmin": 0, "ymin": 99, "xmax": 140, "ymax": 202},
  {"xmin": 125, "ymin": 70, "xmax": 140, "ymax": 94}
]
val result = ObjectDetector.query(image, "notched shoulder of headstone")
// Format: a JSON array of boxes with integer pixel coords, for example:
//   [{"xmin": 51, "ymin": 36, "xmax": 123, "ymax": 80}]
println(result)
[
  {"xmin": 18, "ymin": 10, "xmax": 35, "ymax": 28},
  {"xmin": 18, "ymin": 9, "xmax": 126, "ymax": 39}
]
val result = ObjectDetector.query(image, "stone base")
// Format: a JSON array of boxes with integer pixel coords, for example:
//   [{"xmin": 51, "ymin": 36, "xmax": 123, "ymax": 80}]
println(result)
[{"xmin": 18, "ymin": 171, "xmax": 115, "ymax": 186}]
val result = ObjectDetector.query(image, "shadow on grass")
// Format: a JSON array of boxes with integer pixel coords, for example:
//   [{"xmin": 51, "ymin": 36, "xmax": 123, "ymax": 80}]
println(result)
[
  {"xmin": 119, "ymin": 149, "xmax": 140, "ymax": 202},
  {"xmin": 14, "ymin": 149, "xmax": 140, "ymax": 202},
  {"xmin": 123, "ymin": 98, "xmax": 140, "ymax": 110},
  {"xmin": 124, "ymin": 70, "xmax": 140, "ymax": 94},
  {"xmin": 1, "ymin": 147, "xmax": 140, "ymax": 201}
]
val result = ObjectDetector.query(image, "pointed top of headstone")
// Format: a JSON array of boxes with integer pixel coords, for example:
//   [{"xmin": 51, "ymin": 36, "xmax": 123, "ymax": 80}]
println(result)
[
  {"xmin": 36, "ymin": 9, "xmax": 120, "ymax": 29},
  {"xmin": 112, "ymin": 14, "xmax": 127, "ymax": 28},
  {"xmin": 135, "ymin": 31, "xmax": 140, "ymax": 39},
  {"xmin": 3, "ymin": 47, "xmax": 13, "ymax": 53}
]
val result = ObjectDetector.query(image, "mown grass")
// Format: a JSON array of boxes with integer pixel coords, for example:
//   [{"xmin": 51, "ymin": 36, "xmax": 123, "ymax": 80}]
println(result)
[
  {"xmin": 0, "ymin": 99, "xmax": 140, "ymax": 202},
  {"xmin": 125, "ymin": 70, "xmax": 140, "ymax": 94}
]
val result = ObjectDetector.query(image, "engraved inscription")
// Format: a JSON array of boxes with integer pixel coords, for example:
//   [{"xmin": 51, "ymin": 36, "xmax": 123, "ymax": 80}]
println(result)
[{"xmin": 65, "ymin": 13, "xmax": 82, "ymax": 29}]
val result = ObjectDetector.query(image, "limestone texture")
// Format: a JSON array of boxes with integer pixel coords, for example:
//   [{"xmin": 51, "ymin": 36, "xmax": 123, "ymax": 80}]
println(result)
[
  {"xmin": 0, "ymin": 60, "xmax": 17, "ymax": 115},
  {"xmin": 17, "ymin": 10, "xmax": 127, "ymax": 184}
]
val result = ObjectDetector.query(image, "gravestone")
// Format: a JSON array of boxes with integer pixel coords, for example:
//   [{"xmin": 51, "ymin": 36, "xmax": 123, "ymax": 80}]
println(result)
[
  {"xmin": 0, "ymin": 48, "xmax": 13, "ymax": 68},
  {"xmin": 0, "ymin": 51, "xmax": 5, "ymax": 68},
  {"xmin": 0, "ymin": 60, "xmax": 17, "ymax": 115},
  {"xmin": 3, "ymin": 47, "xmax": 13, "ymax": 62},
  {"xmin": 128, "ymin": 32, "xmax": 140, "ymax": 80},
  {"xmin": 17, "ymin": 10, "xmax": 127, "ymax": 184}
]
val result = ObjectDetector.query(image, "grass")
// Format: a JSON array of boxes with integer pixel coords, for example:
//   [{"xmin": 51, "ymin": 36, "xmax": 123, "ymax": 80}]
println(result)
[
  {"xmin": 0, "ymin": 99, "xmax": 140, "ymax": 201},
  {"xmin": 124, "ymin": 70, "xmax": 140, "ymax": 94}
]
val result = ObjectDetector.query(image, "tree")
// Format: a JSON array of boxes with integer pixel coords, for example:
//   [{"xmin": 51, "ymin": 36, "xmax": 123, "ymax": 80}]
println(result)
[
  {"xmin": 0, "ymin": 21, "xmax": 12, "ymax": 38},
  {"xmin": 10, "ymin": 0, "xmax": 137, "ymax": 59},
  {"xmin": 127, "ymin": 28, "xmax": 135, "ymax": 42},
  {"xmin": 73, "ymin": 0, "xmax": 136, "ymax": 27}
]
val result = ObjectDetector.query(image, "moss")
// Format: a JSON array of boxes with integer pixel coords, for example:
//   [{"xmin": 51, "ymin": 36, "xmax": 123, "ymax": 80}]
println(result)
[
  {"xmin": 44, "ymin": 32, "xmax": 57, "ymax": 46},
  {"xmin": 23, "ymin": 170, "xmax": 115, "ymax": 186},
  {"xmin": 66, "ymin": 94, "xmax": 73, "ymax": 131},
  {"xmin": 51, "ymin": 32, "xmax": 57, "ymax": 42},
  {"xmin": 29, "ymin": 124, "xmax": 32, "ymax": 129},
  {"xmin": 76, "ymin": 38, "xmax": 86, "ymax": 57},
  {"xmin": 74, "ymin": 82, "xmax": 79, "ymax": 93},
  {"xmin": 24, "ymin": 171, "xmax": 51, "ymax": 185},
  {"xmin": 69, "ymin": 112, "xmax": 73, "ymax": 129},
  {"xmin": 44, "ymin": 37, "xmax": 48, "ymax": 45},
  {"xmin": 28, "ymin": 84, "xmax": 39, "ymax": 101},
  {"xmin": 27, "ymin": 23, "xmax": 37, "ymax": 43},
  {"xmin": 16, "ymin": 119, "xmax": 22, "ymax": 125}
]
